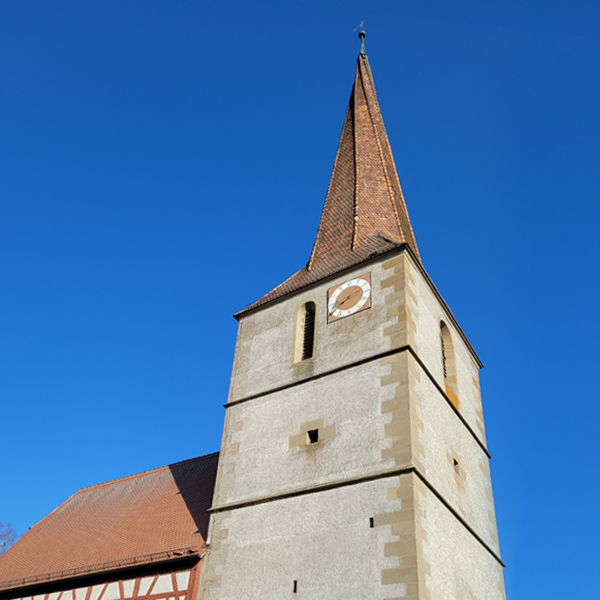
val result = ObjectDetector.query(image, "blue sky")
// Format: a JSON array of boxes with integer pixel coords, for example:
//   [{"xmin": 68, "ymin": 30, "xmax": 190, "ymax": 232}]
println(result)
[{"xmin": 1, "ymin": 1, "xmax": 599, "ymax": 597}]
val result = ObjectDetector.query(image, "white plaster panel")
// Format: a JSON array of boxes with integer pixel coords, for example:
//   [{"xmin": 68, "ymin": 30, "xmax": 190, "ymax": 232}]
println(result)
[
  {"xmin": 204, "ymin": 478, "xmax": 404, "ymax": 600},
  {"xmin": 103, "ymin": 583, "xmax": 120, "ymax": 600},
  {"xmin": 414, "ymin": 360, "xmax": 500, "ymax": 553},
  {"xmin": 90, "ymin": 585, "xmax": 104, "ymax": 600},
  {"xmin": 216, "ymin": 359, "xmax": 397, "ymax": 506},
  {"xmin": 152, "ymin": 575, "xmax": 173, "ymax": 594},
  {"xmin": 230, "ymin": 260, "xmax": 399, "ymax": 402},
  {"xmin": 138, "ymin": 578, "xmax": 153, "ymax": 596},
  {"xmin": 122, "ymin": 580, "xmax": 135, "ymax": 598},
  {"xmin": 175, "ymin": 571, "xmax": 190, "ymax": 591}
]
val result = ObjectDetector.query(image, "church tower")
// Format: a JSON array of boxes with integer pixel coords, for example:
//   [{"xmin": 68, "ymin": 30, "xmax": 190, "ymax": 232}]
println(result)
[{"xmin": 199, "ymin": 38, "xmax": 506, "ymax": 600}]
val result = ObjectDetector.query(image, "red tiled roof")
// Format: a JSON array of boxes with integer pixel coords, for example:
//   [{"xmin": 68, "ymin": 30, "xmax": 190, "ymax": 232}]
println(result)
[
  {"xmin": 0, "ymin": 453, "xmax": 219, "ymax": 590},
  {"xmin": 237, "ymin": 52, "xmax": 419, "ymax": 316}
]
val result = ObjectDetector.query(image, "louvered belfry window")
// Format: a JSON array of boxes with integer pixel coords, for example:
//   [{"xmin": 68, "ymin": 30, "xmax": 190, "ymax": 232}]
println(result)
[
  {"xmin": 440, "ymin": 321, "xmax": 460, "ymax": 410},
  {"xmin": 441, "ymin": 333, "xmax": 448, "ymax": 379},
  {"xmin": 302, "ymin": 302, "xmax": 316, "ymax": 360}
]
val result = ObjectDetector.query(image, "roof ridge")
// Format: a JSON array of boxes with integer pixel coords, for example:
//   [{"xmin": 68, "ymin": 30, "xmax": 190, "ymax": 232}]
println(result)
[
  {"xmin": 168, "ymin": 451, "xmax": 220, "ymax": 468},
  {"xmin": 17, "ymin": 452, "xmax": 220, "ymax": 537},
  {"xmin": 74, "ymin": 451, "xmax": 220, "ymax": 494}
]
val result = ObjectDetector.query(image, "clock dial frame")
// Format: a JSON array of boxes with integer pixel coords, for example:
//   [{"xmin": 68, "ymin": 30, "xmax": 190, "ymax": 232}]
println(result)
[{"xmin": 327, "ymin": 273, "xmax": 372, "ymax": 323}]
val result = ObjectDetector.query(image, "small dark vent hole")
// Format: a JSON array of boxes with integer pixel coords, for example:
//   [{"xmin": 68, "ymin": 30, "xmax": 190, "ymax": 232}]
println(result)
[
  {"xmin": 302, "ymin": 303, "xmax": 316, "ymax": 360},
  {"xmin": 369, "ymin": 517, "xmax": 374, "ymax": 528},
  {"xmin": 293, "ymin": 580, "xmax": 298, "ymax": 593},
  {"xmin": 307, "ymin": 429, "xmax": 319, "ymax": 444}
]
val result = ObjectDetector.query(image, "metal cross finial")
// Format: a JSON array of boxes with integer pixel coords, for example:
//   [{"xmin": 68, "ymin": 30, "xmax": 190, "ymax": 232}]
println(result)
[{"xmin": 354, "ymin": 21, "xmax": 366, "ymax": 54}]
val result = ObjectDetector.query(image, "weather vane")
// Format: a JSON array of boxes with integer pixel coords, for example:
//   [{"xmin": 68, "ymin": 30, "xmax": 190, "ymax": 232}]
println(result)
[{"xmin": 354, "ymin": 21, "xmax": 366, "ymax": 54}]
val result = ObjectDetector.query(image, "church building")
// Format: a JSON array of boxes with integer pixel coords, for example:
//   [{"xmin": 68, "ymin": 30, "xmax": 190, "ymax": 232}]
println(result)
[{"xmin": 0, "ymin": 36, "xmax": 506, "ymax": 600}]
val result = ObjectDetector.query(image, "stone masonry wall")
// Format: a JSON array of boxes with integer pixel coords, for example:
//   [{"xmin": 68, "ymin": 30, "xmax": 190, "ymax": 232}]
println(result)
[{"xmin": 201, "ymin": 249, "xmax": 504, "ymax": 600}]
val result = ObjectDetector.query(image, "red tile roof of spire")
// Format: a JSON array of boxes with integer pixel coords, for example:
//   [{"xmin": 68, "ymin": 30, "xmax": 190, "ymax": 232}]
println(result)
[
  {"xmin": 237, "ymin": 52, "xmax": 419, "ymax": 317},
  {"xmin": 0, "ymin": 453, "xmax": 219, "ymax": 590}
]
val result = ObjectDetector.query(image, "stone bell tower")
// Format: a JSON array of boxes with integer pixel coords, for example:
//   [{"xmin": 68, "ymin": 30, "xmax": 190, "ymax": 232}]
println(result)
[{"xmin": 199, "ymin": 37, "xmax": 506, "ymax": 600}]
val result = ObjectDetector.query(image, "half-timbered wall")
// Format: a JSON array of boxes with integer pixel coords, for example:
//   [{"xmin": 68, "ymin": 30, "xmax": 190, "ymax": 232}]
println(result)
[{"xmin": 11, "ymin": 566, "xmax": 198, "ymax": 600}]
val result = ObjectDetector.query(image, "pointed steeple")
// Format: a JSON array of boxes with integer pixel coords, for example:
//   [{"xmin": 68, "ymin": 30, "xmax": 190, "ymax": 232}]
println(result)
[
  {"xmin": 308, "ymin": 50, "xmax": 420, "ymax": 271},
  {"xmin": 237, "ymin": 46, "xmax": 420, "ymax": 316}
]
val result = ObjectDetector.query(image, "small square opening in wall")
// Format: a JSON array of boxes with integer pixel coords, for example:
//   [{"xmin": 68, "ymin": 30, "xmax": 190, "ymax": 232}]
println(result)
[{"xmin": 307, "ymin": 429, "xmax": 319, "ymax": 444}]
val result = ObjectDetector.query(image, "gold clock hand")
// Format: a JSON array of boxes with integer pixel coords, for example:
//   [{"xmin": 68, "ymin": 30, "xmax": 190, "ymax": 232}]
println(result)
[
  {"xmin": 335, "ymin": 287, "xmax": 363, "ymax": 309},
  {"xmin": 334, "ymin": 293, "xmax": 351, "ymax": 309}
]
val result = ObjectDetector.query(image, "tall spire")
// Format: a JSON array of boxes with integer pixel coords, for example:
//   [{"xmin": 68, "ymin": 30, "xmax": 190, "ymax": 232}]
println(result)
[
  {"xmin": 308, "ymin": 43, "xmax": 420, "ymax": 271},
  {"xmin": 237, "ymin": 42, "xmax": 420, "ymax": 315}
]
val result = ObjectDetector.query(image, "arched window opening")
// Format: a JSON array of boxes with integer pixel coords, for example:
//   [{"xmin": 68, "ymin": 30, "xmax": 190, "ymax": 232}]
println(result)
[
  {"xmin": 440, "ymin": 321, "xmax": 459, "ymax": 410},
  {"xmin": 302, "ymin": 302, "xmax": 316, "ymax": 360},
  {"xmin": 293, "ymin": 301, "xmax": 317, "ymax": 364}
]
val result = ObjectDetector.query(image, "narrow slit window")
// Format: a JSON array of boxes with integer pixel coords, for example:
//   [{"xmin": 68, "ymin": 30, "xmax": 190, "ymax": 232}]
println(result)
[
  {"xmin": 369, "ymin": 517, "xmax": 374, "ymax": 528},
  {"xmin": 302, "ymin": 302, "xmax": 316, "ymax": 360},
  {"xmin": 293, "ymin": 581, "xmax": 298, "ymax": 593}
]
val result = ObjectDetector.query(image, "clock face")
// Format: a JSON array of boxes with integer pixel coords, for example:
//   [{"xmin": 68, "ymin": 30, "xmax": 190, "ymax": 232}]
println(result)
[{"xmin": 327, "ymin": 274, "xmax": 372, "ymax": 322}]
